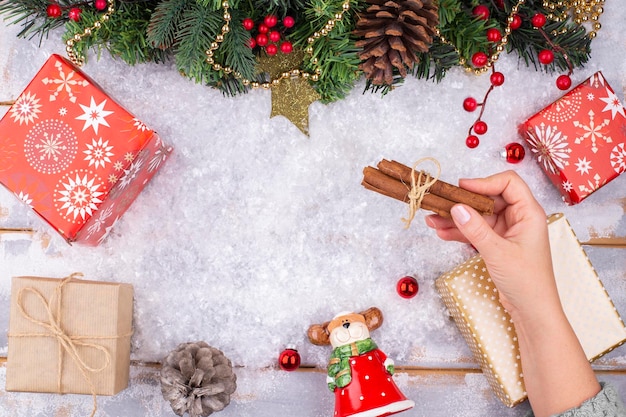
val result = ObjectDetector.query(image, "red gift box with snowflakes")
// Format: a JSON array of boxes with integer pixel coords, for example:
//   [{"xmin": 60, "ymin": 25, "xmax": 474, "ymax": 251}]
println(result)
[
  {"xmin": 519, "ymin": 71, "xmax": 626, "ymax": 205},
  {"xmin": 0, "ymin": 54, "xmax": 172, "ymax": 245}
]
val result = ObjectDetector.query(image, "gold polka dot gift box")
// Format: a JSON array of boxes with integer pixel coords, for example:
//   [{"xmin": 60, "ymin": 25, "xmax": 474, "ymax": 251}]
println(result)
[
  {"xmin": 435, "ymin": 213, "xmax": 626, "ymax": 407},
  {"xmin": 0, "ymin": 54, "xmax": 172, "ymax": 245}
]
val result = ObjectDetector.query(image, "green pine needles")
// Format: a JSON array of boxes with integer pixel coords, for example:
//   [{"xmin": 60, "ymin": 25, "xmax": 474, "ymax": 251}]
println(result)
[{"xmin": 1, "ymin": 0, "xmax": 595, "ymax": 102}]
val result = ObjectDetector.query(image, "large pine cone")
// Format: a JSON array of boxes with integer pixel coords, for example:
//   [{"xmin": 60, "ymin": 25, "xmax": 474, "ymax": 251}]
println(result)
[
  {"xmin": 160, "ymin": 342, "xmax": 237, "ymax": 417},
  {"xmin": 354, "ymin": 0, "xmax": 439, "ymax": 85}
]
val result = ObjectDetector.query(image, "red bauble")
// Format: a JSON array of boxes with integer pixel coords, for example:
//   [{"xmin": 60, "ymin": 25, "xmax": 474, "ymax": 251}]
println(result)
[
  {"xmin": 504, "ymin": 142, "xmax": 526, "ymax": 163},
  {"xmin": 556, "ymin": 74, "xmax": 572, "ymax": 90},
  {"xmin": 486, "ymin": 28, "xmax": 502, "ymax": 43},
  {"xmin": 243, "ymin": 17, "xmax": 255, "ymax": 31},
  {"xmin": 472, "ymin": 5, "xmax": 490, "ymax": 20},
  {"xmin": 264, "ymin": 15, "xmax": 278, "ymax": 28},
  {"xmin": 471, "ymin": 52, "xmax": 488, "ymax": 68},
  {"xmin": 280, "ymin": 41, "xmax": 293, "ymax": 54},
  {"xmin": 495, "ymin": 0, "xmax": 504, "ymax": 8},
  {"xmin": 266, "ymin": 43, "xmax": 278, "ymax": 55},
  {"xmin": 463, "ymin": 97, "xmax": 478, "ymax": 112},
  {"xmin": 510, "ymin": 14, "xmax": 522, "ymax": 30},
  {"xmin": 490, "ymin": 71, "xmax": 505, "ymax": 86},
  {"xmin": 278, "ymin": 347, "xmax": 301, "ymax": 371},
  {"xmin": 396, "ymin": 276, "xmax": 419, "ymax": 299},
  {"xmin": 248, "ymin": 37, "xmax": 257, "ymax": 48},
  {"xmin": 46, "ymin": 3, "xmax": 62, "ymax": 18},
  {"xmin": 282, "ymin": 16, "xmax": 295, "ymax": 28},
  {"xmin": 269, "ymin": 30, "xmax": 281, "ymax": 43},
  {"xmin": 258, "ymin": 23, "xmax": 269, "ymax": 34},
  {"xmin": 256, "ymin": 33, "xmax": 268, "ymax": 46},
  {"xmin": 473, "ymin": 120, "xmax": 488, "ymax": 135},
  {"xmin": 466, "ymin": 135, "xmax": 480, "ymax": 148},
  {"xmin": 94, "ymin": 0, "xmax": 107, "ymax": 10},
  {"xmin": 531, "ymin": 13, "xmax": 547, "ymax": 28},
  {"xmin": 68, "ymin": 7, "xmax": 82, "ymax": 21},
  {"xmin": 538, "ymin": 49, "xmax": 554, "ymax": 65}
]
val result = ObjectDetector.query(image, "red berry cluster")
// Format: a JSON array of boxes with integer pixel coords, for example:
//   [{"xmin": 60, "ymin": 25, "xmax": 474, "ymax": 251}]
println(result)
[
  {"xmin": 46, "ymin": 0, "xmax": 107, "ymax": 22},
  {"xmin": 243, "ymin": 15, "xmax": 295, "ymax": 56},
  {"xmin": 528, "ymin": 12, "xmax": 572, "ymax": 90}
]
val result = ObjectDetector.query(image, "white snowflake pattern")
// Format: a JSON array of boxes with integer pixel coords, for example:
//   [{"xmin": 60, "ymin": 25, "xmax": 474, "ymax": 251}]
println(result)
[
  {"xmin": 113, "ymin": 161, "xmax": 124, "ymax": 171},
  {"xmin": 10, "ymin": 91, "xmax": 42, "ymax": 125},
  {"xmin": 599, "ymin": 87, "xmax": 626, "ymax": 120},
  {"xmin": 525, "ymin": 123, "xmax": 571, "ymax": 174},
  {"xmin": 575, "ymin": 157, "xmax": 592, "ymax": 175},
  {"xmin": 108, "ymin": 174, "xmax": 118, "ymax": 184},
  {"xmin": 98, "ymin": 215, "xmax": 120, "ymax": 244},
  {"xmin": 573, "ymin": 110, "xmax": 612, "ymax": 153},
  {"xmin": 133, "ymin": 118, "xmax": 149, "ymax": 132},
  {"xmin": 84, "ymin": 138, "xmax": 114, "ymax": 169},
  {"xmin": 41, "ymin": 59, "xmax": 89, "ymax": 103},
  {"xmin": 562, "ymin": 180, "xmax": 573, "ymax": 193},
  {"xmin": 16, "ymin": 191, "xmax": 33, "ymax": 207},
  {"xmin": 56, "ymin": 172, "xmax": 104, "ymax": 220},
  {"xmin": 578, "ymin": 173, "xmax": 603, "ymax": 197},
  {"xmin": 148, "ymin": 140, "xmax": 171, "ymax": 172},
  {"xmin": 118, "ymin": 150, "xmax": 148, "ymax": 190},
  {"xmin": 35, "ymin": 131, "xmax": 69, "ymax": 162},
  {"xmin": 586, "ymin": 93, "xmax": 595, "ymax": 101},
  {"xmin": 75, "ymin": 97, "xmax": 113, "ymax": 134},
  {"xmin": 58, "ymin": 107, "xmax": 68, "ymax": 116},
  {"xmin": 610, "ymin": 143, "xmax": 626, "ymax": 174},
  {"xmin": 85, "ymin": 205, "xmax": 113, "ymax": 239}
]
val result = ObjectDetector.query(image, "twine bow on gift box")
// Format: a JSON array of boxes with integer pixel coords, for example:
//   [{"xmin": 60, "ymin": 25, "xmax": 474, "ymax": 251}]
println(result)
[{"xmin": 9, "ymin": 272, "xmax": 132, "ymax": 417}]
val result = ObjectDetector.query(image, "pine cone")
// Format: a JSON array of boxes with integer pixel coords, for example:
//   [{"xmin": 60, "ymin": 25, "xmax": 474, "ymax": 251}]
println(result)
[
  {"xmin": 354, "ymin": 0, "xmax": 439, "ymax": 85},
  {"xmin": 160, "ymin": 342, "xmax": 237, "ymax": 417}
]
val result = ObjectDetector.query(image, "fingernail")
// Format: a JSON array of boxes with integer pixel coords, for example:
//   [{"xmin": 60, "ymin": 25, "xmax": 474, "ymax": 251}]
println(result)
[
  {"xmin": 451, "ymin": 205, "xmax": 471, "ymax": 225},
  {"xmin": 425, "ymin": 217, "xmax": 436, "ymax": 228}
]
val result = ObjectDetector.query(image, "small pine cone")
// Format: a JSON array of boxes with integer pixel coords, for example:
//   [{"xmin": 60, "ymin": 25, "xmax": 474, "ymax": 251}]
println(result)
[
  {"xmin": 354, "ymin": 0, "xmax": 439, "ymax": 85},
  {"xmin": 161, "ymin": 342, "xmax": 237, "ymax": 417}
]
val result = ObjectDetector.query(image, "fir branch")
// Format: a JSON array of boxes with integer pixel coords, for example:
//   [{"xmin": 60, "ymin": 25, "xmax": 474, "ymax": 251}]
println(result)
[
  {"xmin": 215, "ymin": 9, "xmax": 257, "ymax": 80},
  {"xmin": 147, "ymin": 0, "xmax": 190, "ymax": 50}
]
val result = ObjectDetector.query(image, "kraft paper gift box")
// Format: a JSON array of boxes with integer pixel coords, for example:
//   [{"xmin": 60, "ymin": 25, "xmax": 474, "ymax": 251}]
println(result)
[
  {"xmin": 435, "ymin": 213, "xmax": 626, "ymax": 407},
  {"xmin": 519, "ymin": 71, "xmax": 626, "ymax": 205},
  {"xmin": 0, "ymin": 54, "xmax": 172, "ymax": 245},
  {"xmin": 6, "ymin": 274, "xmax": 134, "ymax": 396}
]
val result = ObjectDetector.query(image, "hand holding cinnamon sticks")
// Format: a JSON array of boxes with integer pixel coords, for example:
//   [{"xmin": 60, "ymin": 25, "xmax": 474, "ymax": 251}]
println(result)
[{"xmin": 362, "ymin": 159, "xmax": 494, "ymax": 220}]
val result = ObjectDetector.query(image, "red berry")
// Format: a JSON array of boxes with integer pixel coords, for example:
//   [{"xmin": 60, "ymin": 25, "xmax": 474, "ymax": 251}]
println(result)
[
  {"xmin": 473, "ymin": 120, "xmax": 488, "ymax": 135},
  {"xmin": 466, "ymin": 135, "xmax": 480, "ymax": 149},
  {"xmin": 472, "ymin": 5, "xmax": 490, "ymax": 20},
  {"xmin": 282, "ymin": 16, "xmax": 295, "ymax": 28},
  {"xmin": 463, "ymin": 97, "xmax": 478, "ymax": 112},
  {"xmin": 486, "ymin": 28, "xmax": 502, "ymax": 43},
  {"xmin": 510, "ymin": 14, "xmax": 522, "ymax": 30},
  {"xmin": 258, "ymin": 23, "xmax": 269, "ymax": 34},
  {"xmin": 504, "ymin": 142, "xmax": 526, "ymax": 163},
  {"xmin": 280, "ymin": 41, "xmax": 293, "ymax": 54},
  {"xmin": 538, "ymin": 49, "xmax": 554, "ymax": 65},
  {"xmin": 471, "ymin": 51, "xmax": 488, "ymax": 68},
  {"xmin": 94, "ymin": 0, "xmax": 107, "ymax": 10},
  {"xmin": 266, "ymin": 43, "xmax": 278, "ymax": 55},
  {"xmin": 248, "ymin": 37, "xmax": 257, "ymax": 48},
  {"xmin": 242, "ymin": 17, "xmax": 255, "ymax": 31},
  {"xmin": 556, "ymin": 74, "xmax": 572, "ymax": 90},
  {"xmin": 269, "ymin": 30, "xmax": 281, "ymax": 43},
  {"xmin": 68, "ymin": 7, "xmax": 82, "ymax": 21},
  {"xmin": 495, "ymin": 0, "xmax": 504, "ymax": 8},
  {"xmin": 46, "ymin": 3, "xmax": 62, "ymax": 18},
  {"xmin": 256, "ymin": 33, "xmax": 268, "ymax": 47},
  {"xmin": 531, "ymin": 13, "xmax": 547, "ymax": 28},
  {"xmin": 264, "ymin": 15, "xmax": 278, "ymax": 28},
  {"xmin": 490, "ymin": 71, "xmax": 505, "ymax": 86}
]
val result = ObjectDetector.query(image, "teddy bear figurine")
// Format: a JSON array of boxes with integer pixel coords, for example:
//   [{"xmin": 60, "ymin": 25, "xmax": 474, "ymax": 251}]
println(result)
[{"xmin": 308, "ymin": 307, "xmax": 415, "ymax": 417}]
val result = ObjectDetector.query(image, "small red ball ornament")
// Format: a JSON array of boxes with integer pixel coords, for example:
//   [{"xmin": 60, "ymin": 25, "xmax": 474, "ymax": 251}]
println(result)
[
  {"xmin": 264, "ymin": 15, "xmax": 278, "ymax": 28},
  {"xmin": 269, "ymin": 30, "xmax": 281, "ymax": 43},
  {"xmin": 495, "ymin": 0, "xmax": 504, "ymax": 8},
  {"xmin": 68, "ymin": 7, "xmax": 82, "ymax": 21},
  {"xmin": 278, "ymin": 347, "xmax": 301, "ymax": 371},
  {"xmin": 490, "ymin": 71, "xmax": 505, "ymax": 86},
  {"xmin": 266, "ymin": 43, "xmax": 278, "ymax": 55},
  {"xmin": 94, "ymin": 0, "xmax": 107, "ymax": 10},
  {"xmin": 258, "ymin": 23, "xmax": 269, "ymax": 34},
  {"xmin": 473, "ymin": 120, "xmax": 488, "ymax": 135},
  {"xmin": 242, "ymin": 17, "xmax": 255, "ymax": 31},
  {"xmin": 486, "ymin": 28, "xmax": 502, "ymax": 43},
  {"xmin": 466, "ymin": 135, "xmax": 480, "ymax": 148},
  {"xmin": 256, "ymin": 33, "xmax": 268, "ymax": 47},
  {"xmin": 510, "ymin": 14, "xmax": 522, "ymax": 30},
  {"xmin": 538, "ymin": 49, "xmax": 554, "ymax": 65},
  {"xmin": 396, "ymin": 276, "xmax": 419, "ymax": 299},
  {"xmin": 556, "ymin": 74, "xmax": 572, "ymax": 90},
  {"xmin": 471, "ymin": 52, "xmax": 488, "ymax": 68},
  {"xmin": 280, "ymin": 41, "xmax": 293, "ymax": 54},
  {"xmin": 472, "ymin": 5, "xmax": 490, "ymax": 20},
  {"xmin": 463, "ymin": 97, "xmax": 478, "ymax": 112},
  {"xmin": 504, "ymin": 142, "xmax": 526, "ymax": 163},
  {"xmin": 531, "ymin": 13, "xmax": 547, "ymax": 28},
  {"xmin": 282, "ymin": 16, "xmax": 295, "ymax": 28},
  {"xmin": 46, "ymin": 3, "xmax": 62, "ymax": 18}
]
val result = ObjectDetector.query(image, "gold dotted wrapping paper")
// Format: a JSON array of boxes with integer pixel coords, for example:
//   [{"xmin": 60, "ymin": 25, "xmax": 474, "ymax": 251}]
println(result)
[{"xmin": 436, "ymin": 213, "xmax": 626, "ymax": 407}]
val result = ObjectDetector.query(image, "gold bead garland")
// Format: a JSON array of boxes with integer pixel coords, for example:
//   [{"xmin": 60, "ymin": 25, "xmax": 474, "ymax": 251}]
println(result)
[
  {"xmin": 65, "ymin": 0, "xmax": 115, "ymax": 67},
  {"xmin": 542, "ymin": 0, "xmax": 604, "ymax": 38}
]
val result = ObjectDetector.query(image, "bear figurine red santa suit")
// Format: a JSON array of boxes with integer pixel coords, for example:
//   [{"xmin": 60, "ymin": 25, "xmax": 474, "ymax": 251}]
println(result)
[{"xmin": 308, "ymin": 307, "xmax": 415, "ymax": 417}]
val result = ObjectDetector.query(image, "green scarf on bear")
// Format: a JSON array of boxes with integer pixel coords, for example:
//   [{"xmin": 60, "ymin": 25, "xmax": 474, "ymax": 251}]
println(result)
[{"xmin": 327, "ymin": 338, "xmax": 377, "ymax": 391}]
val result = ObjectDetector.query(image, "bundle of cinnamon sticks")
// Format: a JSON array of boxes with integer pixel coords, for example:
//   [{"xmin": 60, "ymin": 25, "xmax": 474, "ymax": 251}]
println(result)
[{"xmin": 362, "ymin": 159, "xmax": 494, "ymax": 218}]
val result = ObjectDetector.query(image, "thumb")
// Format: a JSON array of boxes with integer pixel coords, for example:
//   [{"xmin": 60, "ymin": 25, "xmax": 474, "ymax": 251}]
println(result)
[{"xmin": 450, "ymin": 204, "xmax": 503, "ymax": 254}]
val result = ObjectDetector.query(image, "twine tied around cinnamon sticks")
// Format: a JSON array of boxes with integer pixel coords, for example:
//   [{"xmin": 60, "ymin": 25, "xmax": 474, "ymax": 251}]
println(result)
[
  {"xmin": 362, "ymin": 158, "xmax": 494, "ymax": 227},
  {"xmin": 9, "ymin": 272, "xmax": 132, "ymax": 417}
]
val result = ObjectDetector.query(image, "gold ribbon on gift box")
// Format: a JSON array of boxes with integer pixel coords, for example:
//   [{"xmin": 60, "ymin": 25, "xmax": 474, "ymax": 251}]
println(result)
[{"xmin": 8, "ymin": 273, "xmax": 133, "ymax": 417}]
